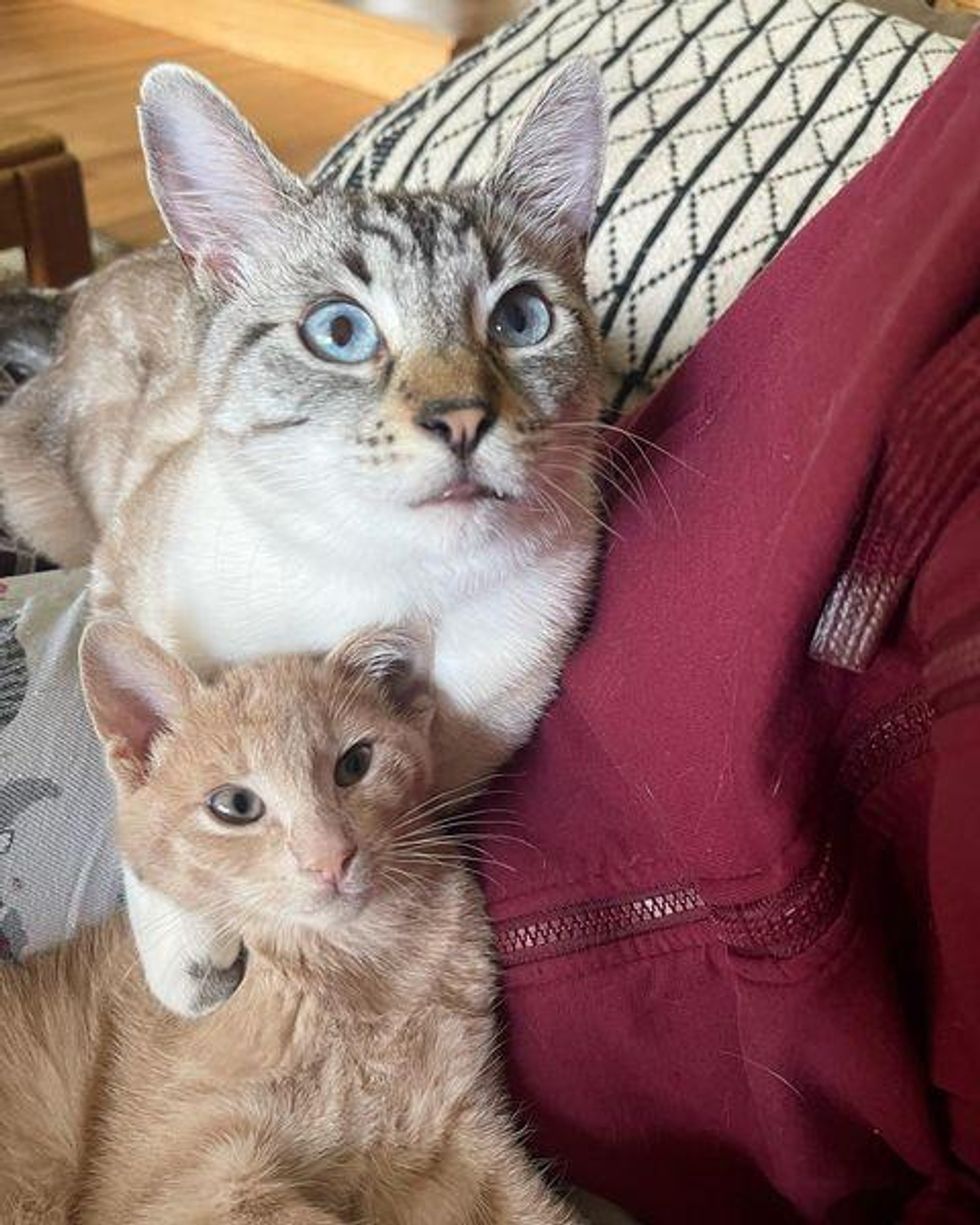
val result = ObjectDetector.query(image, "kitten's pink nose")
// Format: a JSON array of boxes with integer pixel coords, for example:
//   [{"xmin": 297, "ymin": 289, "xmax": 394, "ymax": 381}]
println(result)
[
  {"xmin": 295, "ymin": 836, "xmax": 358, "ymax": 889},
  {"xmin": 316, "ymin": 844, "xmax": 357, "ymax": 888}
]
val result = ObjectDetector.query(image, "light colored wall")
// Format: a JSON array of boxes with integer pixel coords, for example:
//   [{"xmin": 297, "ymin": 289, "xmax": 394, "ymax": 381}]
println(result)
[{"xmin": 331, "ymin": 0, "xmax": 528, "ymax": 39}]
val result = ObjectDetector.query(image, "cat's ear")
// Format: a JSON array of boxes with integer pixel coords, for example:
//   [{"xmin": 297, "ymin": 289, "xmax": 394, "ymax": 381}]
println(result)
[
  {"xmin": 489, "ymin": 57, "xmax": 607, "ymax": 244},
  {"xmin": 79, "ymin": 620, "xmax": 200, "ymax": 788},
  {"xmin": 334, "ymin": 625, "xmax": 435, "ymax": 725},
  {"xmin": 138, "ymin": 63, "xmax": 309, "ymax": 294}
]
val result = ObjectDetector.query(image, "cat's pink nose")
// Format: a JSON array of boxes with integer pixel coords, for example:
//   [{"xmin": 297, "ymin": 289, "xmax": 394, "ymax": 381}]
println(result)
[
  {"xmin": 416, "ymin": 399, "xmax": 497, "ymax": 459},
  {"xmin": 315, "ymin": 844, "xmax": 358, "ymax": 888},
  {"xmin": 295, "ymin": 837, "xmax": 358, "ymax": 890}
]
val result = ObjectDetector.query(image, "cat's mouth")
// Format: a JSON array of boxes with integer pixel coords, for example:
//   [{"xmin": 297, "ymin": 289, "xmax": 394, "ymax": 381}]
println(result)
[{"xmin": 415, "ymin": 479, "xmax": 510, "ymax": 508}]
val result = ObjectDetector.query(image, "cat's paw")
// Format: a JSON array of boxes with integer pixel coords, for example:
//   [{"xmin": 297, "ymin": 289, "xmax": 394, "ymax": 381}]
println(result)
[
  {"xmin": 123, "ymin": 865, "xmax": 245, "ymax": 1017},
  {"xmin": 184, "ymin": 944, "xmax": 248, "ymax": 1015}
]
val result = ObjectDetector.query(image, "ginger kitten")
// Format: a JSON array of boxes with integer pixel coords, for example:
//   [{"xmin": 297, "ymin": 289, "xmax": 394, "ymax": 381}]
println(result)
[{"xmin": 0, "ymin": 621, "xmax": 580, "ymax": 1225}]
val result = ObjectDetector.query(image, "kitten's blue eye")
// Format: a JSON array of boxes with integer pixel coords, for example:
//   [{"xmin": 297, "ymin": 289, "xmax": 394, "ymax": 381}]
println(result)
[
  {"xmin": 300, "ymin": 300, "xmax": 381, "ymax": 363},
  {"xmin": 489, "ymin": 285, "xmax": 552, "ymax": 348},
  {"xmin": 207, "ymin": 786, "xmax": 265, "ymax": 826}
]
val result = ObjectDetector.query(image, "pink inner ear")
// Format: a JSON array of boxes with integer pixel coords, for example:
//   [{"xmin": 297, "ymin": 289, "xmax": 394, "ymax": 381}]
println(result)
[
  {"xmin": 120, "ymin": 689, "xmax": 168, "ymax": 766},
  {"xmin": 139, "ymin": 71, "xmax": 299, "ymax": 294},
  {"xmin": 81, "ymin": 621, "xmax": 192, "ymax": 783},
  {"xmin": 90, "ymin": 664, "xmax": 179, "ymax": 774}
]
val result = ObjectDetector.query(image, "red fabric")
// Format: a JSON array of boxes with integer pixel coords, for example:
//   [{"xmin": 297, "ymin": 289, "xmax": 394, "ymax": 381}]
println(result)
[{"xmin": 483, "ymin": 33, "xmax": 980, "ymax": 1225}]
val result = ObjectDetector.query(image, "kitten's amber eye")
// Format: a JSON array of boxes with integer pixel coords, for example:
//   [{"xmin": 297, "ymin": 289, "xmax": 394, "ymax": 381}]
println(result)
[
  {"xmin": 334, "ymin": 742, "xmax": 373, "ymax": 787},
  {"xmin": 206, "ymin": 786, "xmax": 266, "ymax": 825},
  {"xmin": 299, "ymin": 300, "xmax": 381, "ymax": 364},
  {"xmin": 489, "ymin": 284, "xmax": 552, "ymax": 348}
]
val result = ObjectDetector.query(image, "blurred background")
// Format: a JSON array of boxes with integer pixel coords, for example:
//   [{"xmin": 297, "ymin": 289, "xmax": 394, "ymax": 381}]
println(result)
[{"xmin": 338, "ymin": 0, "xmax": 526, "ymax": 39}]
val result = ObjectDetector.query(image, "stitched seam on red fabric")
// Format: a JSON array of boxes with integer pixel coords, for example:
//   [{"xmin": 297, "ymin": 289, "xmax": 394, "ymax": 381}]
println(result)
[
  {"xmin": 710, "ymin": 838, "xmax": 847, "ymax": 959},
  {"xmin": 494, "ymin": 884, "xmax": 706, "ymax": 967},
  {"xmin": 838, "ymin": 695, "xmax": 934, "ymax": 800},
  {"xmin": 502, "ymin": 920, "xmax": 716, "ymax": 990},
  {"xmin": 494, "ymin": 837, "xmax": 849, "ymax": 967},
  {"xmin": 837, "ymin": 686, "xmax": 926, "ymax": 747},
  {"xmin": 482, "ymin": 859, "xmax": 682, "ymax": 913}
]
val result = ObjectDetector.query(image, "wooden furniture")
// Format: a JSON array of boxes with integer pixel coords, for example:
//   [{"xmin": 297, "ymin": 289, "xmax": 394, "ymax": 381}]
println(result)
[
  {"xmin": 2, "ymin": 0, "xmax": 422, "ymax": 249},
  {"xmin": 0, "ymin": 121, "xmax": 93, "ymax": 287},
  {"xmin": 934, "ymin": 0, "xmax": 980, "ymax": 13}
]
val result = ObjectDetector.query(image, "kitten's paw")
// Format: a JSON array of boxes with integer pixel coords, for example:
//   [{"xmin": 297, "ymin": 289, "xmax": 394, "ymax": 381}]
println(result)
[
  {"xmin": 123, "ymin": 865, "xmax": 245, "ymax": 1017},
  {"xmin": 185, "ymin": 944, "xmax": 248, "ymax": 1015}
]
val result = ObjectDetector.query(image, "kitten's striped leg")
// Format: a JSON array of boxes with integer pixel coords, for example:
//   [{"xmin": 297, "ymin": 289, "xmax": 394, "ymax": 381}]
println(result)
[{"xmin": 123, "ymin": 865, "xmax": 244, "ymax": 1017}]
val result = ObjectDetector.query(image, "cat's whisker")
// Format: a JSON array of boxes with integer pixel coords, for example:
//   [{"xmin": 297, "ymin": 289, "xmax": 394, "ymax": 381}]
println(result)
[
  {"xmin": 545, "ymin": 457, "xmax": 646, "ymax": 517},
  {"xmin": 396, "ymin": 783, "xmax": 486, "ymax": 818},
  {"xmin": 552, "ymin": 419, "xmax": 704, "ymax": 477},
  {"xmin": 386, "ymin": 779, "xmax": 502, "ymax": 834},
  {"xmin": 395, "ymin": 811, "xmax": 526, "ymax": 849},
  {"xmin": 535, "ymin": 469, "xmax": 619, "ymax": 542},
  {"xmin": 428, "ymin": 803, "xmax": 523, "ymax": 827},
  {"xmin": 401, "ymin": 771, "xmax": 508, "ymax": 811},
  {"xmin": 551, "ymin": 422, "xmax": 683, "ymax": 529},
  {"xmin": 546, "ymin": 437, "xmax": 648, "ymax": 507},
  {"xmin": 529, "ymin": 484, "xmax": 572, "ymax": 536},
  {"xmin": 389, "ymin": 823, "xmax": 532, "ymax": 879},
  {"xmin": 375, "ymin": 865, "xmax": 421, "ymax": 906},
  {"xmin": 385, "ymin": 795, "xmax": 480, "ymax": 840}
]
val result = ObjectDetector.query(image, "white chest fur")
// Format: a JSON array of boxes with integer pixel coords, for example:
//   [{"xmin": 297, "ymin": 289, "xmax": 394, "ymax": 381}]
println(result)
[{"xmin": 113, "ymin": 441, "xmax": 595, "ymax": 785}]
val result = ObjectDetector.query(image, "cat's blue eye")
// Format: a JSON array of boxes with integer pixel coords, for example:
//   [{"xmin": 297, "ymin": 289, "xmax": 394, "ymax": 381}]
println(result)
[
  {"xmin": 299, "ymin": 300, "xmax": 381, "ymax": 364},
  {"xmin": 489, "ymin": 285, "xmax": 552, "ymax": 348}
]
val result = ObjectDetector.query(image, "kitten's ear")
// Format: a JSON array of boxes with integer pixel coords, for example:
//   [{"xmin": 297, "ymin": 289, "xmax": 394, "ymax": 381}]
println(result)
[
  {"xmin": 138, "ymin": 63, "xmax": 309, "ymax": 294},
  {"xmin": 335, "ymin": 625, "xmax": 435, "ymax": 725},
  {"xmin": 79, "ymin": 620, "xmax": 200, "ymax": 788},
  {"xmin": 489, "ymin": 57, "xmax": 607, "ymax": 244}
]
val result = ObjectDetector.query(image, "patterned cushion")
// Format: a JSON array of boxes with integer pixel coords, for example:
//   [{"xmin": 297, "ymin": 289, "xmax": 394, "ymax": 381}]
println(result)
[
  {"xmin": 0, "ymin": 0, "xmax": 961, "ymax": 957},
  {"xmin": 0, "ymin": 571, "xmax": 118, "ymax": 960},
  {"xmin": 314, "ymin": 0, "xmax": 959, "ymax": 411}
]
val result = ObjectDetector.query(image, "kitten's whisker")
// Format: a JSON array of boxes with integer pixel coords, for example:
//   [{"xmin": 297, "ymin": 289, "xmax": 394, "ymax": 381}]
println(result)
[{"xmin": 386, "ymin": 779, "xmax": 502, "ymax": 834}]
